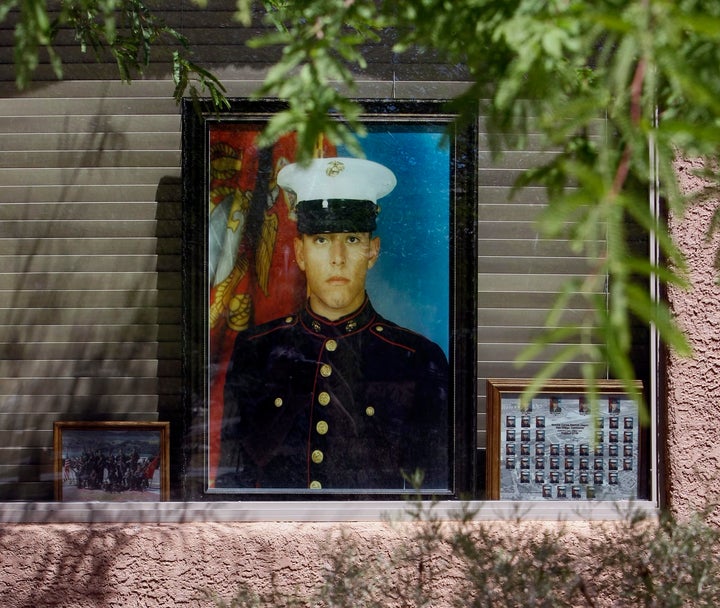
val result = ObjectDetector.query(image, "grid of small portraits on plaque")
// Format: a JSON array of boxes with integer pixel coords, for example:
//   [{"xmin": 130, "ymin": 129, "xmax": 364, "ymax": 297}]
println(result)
[{"xmin": 500, "ymin": 394, "xmax": 639, "ymax": 500}]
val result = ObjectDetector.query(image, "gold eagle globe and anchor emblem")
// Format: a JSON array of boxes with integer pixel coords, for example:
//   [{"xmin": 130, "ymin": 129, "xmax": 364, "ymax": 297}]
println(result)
[{"xmin": 325, "ymin": 160, "xmax": 345, "ymax": 177}]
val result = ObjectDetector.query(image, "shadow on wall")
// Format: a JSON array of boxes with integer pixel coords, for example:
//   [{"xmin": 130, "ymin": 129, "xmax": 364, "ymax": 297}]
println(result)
[
  {"xmin": 0, "ymin": 116, "xmax": 180, "ymax": 501},
  {"xmin": 1, "ymin": 503, "xmax": 720, "ymax": 607},
  {"xmin": 154, "ymin": 175, "xmax": 186, "ymax": 497}
]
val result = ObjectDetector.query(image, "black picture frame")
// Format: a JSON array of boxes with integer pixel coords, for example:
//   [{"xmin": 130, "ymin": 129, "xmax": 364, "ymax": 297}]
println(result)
[{"xmin": 181, "ymin": 99, "xmax": 477, "ymax": 499}]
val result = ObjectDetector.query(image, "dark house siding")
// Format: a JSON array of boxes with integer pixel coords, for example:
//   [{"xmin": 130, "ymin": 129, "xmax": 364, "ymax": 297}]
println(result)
[
  {"xmin": 0, "ymin": 2, "xmax": 604, "ymax": 500},
  {"xmin": 0, "ymin": 78, "xmax": 183, "ymax": 499}
]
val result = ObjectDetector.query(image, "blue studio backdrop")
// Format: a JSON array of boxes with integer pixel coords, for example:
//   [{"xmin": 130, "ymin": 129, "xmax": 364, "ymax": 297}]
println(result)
[{"xmin": 339, "ymin": 124, "xmax": 450, "ymax": 358}]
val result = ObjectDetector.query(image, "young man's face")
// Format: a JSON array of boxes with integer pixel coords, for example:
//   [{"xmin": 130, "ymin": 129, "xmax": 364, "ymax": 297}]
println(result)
[{"xmin": 294, "ymin": 232, "xmax": 380, "ymax": 320}]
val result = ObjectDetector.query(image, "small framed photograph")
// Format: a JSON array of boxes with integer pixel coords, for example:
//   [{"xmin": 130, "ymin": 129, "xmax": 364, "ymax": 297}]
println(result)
[{"xmin": 54, "ymin": 421, "xmax": 170, "ymax": 502}]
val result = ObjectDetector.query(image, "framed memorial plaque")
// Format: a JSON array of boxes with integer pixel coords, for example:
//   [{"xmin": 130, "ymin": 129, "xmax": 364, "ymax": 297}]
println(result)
[
  {"xmin": 486, "ymin": 379, "xmax": 643, "ymax": 500},
  {"xmin": 182, "ymin": 99, "xmax": 477, "ymax": 498}
]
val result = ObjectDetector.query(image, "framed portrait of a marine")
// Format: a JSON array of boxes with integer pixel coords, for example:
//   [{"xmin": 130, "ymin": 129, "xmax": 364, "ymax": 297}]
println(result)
[{"xmin": 182, "ymin": 99, "xmax": 477, "ymax": 499}]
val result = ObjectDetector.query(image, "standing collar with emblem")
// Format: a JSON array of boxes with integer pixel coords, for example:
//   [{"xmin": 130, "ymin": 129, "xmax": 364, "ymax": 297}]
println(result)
[{"xmin": 300, "ymin": 296, "xmax": 377, "ymax": 337}]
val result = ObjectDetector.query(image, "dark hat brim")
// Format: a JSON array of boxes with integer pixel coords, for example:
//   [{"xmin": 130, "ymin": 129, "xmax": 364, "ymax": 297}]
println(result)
[{"xmin": 296, "ymin": 199, "xmax": 378, "ymax": 234}]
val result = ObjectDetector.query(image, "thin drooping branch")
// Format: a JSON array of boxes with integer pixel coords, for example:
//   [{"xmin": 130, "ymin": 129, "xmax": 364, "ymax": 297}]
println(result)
[{"xmin": 612, "ymin": 57, "xmax": 646, "ymax": 197}]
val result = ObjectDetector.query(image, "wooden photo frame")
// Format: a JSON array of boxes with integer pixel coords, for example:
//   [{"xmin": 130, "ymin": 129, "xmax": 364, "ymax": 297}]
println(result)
[
  {"xmin": 54, "ymin": 421, "xmax": 170, "ymax": 501},
  {"xmin": 486, "ymin": 379, "xmax": 643, "ymax": 501}
]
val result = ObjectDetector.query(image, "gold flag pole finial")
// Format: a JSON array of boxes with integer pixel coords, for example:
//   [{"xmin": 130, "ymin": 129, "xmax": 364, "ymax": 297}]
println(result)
[{"xmin": 313, "ymin": 133, "xmax": 325, "ymax": 159}]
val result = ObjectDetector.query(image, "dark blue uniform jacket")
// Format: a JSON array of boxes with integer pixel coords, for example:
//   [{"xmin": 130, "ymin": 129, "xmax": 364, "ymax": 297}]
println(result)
[{"xmin": 217, "ymin": 298, "xmax": 450, "ymax": 492}]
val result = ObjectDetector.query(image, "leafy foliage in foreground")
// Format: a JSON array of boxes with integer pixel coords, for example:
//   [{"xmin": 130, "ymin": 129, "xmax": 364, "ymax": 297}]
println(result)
[
  {"xmin": 6, "ymin": 0, "xmax": 720, "ymax": 401},
  {"xmin": 2, "ymin": 0, "xmax": 227, "ymax": 109},
  {"xmin": 239, "ymin": 0, "xmax": 720, "ymax": 407},
  {"xmin": 201, "ymin": 501, "xmax": 720, "ymax": 607}
]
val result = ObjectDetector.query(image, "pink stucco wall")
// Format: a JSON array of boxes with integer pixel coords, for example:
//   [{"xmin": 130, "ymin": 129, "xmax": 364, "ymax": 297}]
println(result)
[
  {"xmin": 0, "ymin": 519, "xmax": 647, "ymax": 607},
  {"xmin": 1, "ymin": 163, "xmax": 718, "ymax": 607},
  {"xmin": 667, "ymin": 159, "xmax": 720, "ymax": 518},
  {"xmin": 0, "ymin": 522, "xmax": 388, "ymax": 607}
]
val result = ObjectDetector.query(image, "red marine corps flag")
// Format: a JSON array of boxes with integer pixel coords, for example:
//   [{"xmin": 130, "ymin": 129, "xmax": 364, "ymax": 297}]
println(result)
[
  {"xmin": 144, "ymin": 455, "xmax": 160, "ymax": 481},
  {"xmin": 206, "ymin": 128, "xmax": 336, "ymax": 484}
]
